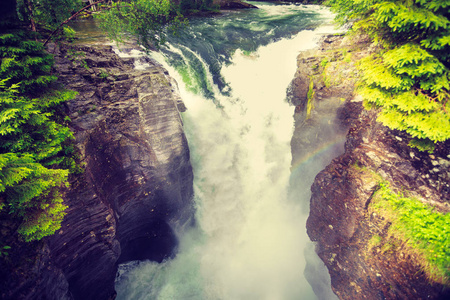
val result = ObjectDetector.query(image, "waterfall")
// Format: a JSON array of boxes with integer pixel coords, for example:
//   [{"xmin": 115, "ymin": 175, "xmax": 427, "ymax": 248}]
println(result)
[{"xmin": 115, "ymin": 3, "xmax": 341, "ymax": 299}]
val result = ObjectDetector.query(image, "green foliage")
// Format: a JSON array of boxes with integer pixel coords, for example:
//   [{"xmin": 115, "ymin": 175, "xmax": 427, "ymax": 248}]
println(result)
[
  {"xmin": 408, "ymin": 137, "xmax": 435, "ymax": 153},
  {"xmin": 96, "ymin": 0, "xmax": 187, "ymax": 49},
  {"xmin": 0, "ymin": 153, "xmax": 68, "ymax": 242},
  {"xmin": 371, "ymin": 182, "xmax": 450, "ymax": 285},
  {"xmin": 62, "ymin": 26, "xmax": 76, "ymax": 41},
  {"xmin": 98, "ymin": 69, "xmax": 109, "ymax": 80},
  {"xmin": 179, "ymin": 0, "xmax": 216, "ymax": 12},
  {"xmin": 1, "ymin": 87, "xmax": 75, "ymax": 159},
  {"xmin": 326, "ymin": 0, "xmax": 450, "ymax": 150},
  {"xmin": 16, "ymin": 0, "xmax": 83, "ymax": 30},
  {"xmin": 0, "ymin": 31, "xmax": 56, "ymax": 94},
  {"xmin": 0, "ymin": 245, "xmax": 11, "ymax": 257},
  {"xmin": 0, "ymin": 32, "xmax": 76, "ymax": 241}
]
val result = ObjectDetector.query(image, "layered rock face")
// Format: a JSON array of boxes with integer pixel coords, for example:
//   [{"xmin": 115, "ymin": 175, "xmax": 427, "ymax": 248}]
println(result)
[
  {"xmin": 51, "ymin": 44, "xmax": 194, "ymax": 299},
  {"xmin": 1, "ymin": 44, "xmax": 194, "ymax": 300},
  {"xmin": 289, "ymin": 34, "xmax": 362, "ymax": 299},
  {"xmin": 289, "ymin": 34, "xmax": 361, "ymax": 169},
  {"xmin": 292, "ymin": 35, "xmax": 450, "ymax": 299},
  {"xmin": 308, "ymin": 108, "xmax": 450, "ymax": 300}
]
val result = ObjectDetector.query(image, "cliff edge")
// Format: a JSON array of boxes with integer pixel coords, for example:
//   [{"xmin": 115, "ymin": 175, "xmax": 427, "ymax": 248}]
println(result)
[
  {"xmin": 0, "ymin": 44, "xmax": 194, "ymax": 300},
  {"xmin": 291, "ymin": 34, "xmax": 450, "ymax": 299}
]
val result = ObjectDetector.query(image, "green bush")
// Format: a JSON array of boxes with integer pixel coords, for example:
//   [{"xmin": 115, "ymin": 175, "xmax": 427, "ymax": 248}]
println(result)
[
  {"xmin": 96, "ymin": 0, "xmax": 187, "ymax": 49},
  {"xmin": 0, "ymin": 31, "xmax": 76, "ymax": 241},
  {"xmin": 0, "ymin": 153, "xmax": 68, "ymax": 242},
  {"xmin": 371, "ymin": 182, "xmax": 450, "ymax": 285},
  {"xmin": 16, "ymin": 0, "xmax": 83, "ymax": 30},
  {"xmin": 326, "ymin": 0, "xmax": 450, "ymax": 151}
]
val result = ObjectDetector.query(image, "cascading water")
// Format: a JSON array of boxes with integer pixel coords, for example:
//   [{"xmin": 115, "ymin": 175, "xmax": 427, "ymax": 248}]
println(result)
[{"xmin": 115, "ymin": 3, "xmax": 341, "ymax": 299}]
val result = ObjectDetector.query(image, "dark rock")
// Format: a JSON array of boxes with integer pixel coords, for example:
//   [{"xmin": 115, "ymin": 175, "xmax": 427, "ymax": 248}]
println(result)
[
  {"xmin": 300, "ymin": 34, "xmax": 450, "ymax": 299},
  {"xmin": 1, "ymin": 43, "xmax": 194, "ymax": 300},
  {"xmin": 219, "ymin": 0, "xmax": 258, "ymax": 9}
]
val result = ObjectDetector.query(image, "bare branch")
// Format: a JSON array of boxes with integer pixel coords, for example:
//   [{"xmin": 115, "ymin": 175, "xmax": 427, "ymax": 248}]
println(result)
[{"xmin": 43, "ymin": 0, "xmax": 108, "ymax": 46}]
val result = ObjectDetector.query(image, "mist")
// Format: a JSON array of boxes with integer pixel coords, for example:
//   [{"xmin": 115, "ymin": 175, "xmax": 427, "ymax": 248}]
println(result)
[{"xmin": 115, "ymin": 4, "xmax": 341, "ymax": 300}]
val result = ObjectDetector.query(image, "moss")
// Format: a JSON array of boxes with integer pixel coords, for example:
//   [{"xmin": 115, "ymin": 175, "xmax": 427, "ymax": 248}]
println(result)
[
  {"xmin": 322, "ymin": 66, "xmax": 331, "ymax": 88},
  {"xmin": 350, "ymin": 165, "xmax": 449, "ymax": 285},
  {"xmin": 368, "ymin": 234, "xmax": 382, "ymax": 250},
  {"xmin": 306, "ymin": 77, "xmax": 315, "ymax": 119},
  {"xmin": 370, "ymin": 182, "xmax": 450, "ymax": 285}
]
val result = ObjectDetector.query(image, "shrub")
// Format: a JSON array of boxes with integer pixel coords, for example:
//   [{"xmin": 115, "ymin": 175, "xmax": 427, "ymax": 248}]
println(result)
[
  {"xmin": 326, "ymin": 0, "xmax": 450, "ymax": 151},
  {"xmin": 371, "ymin": 182, "xmax": 450, "ymax": 285},
  {"xmin": 0, "ymin": 32, "xmax": 75, "ymax": 241}
]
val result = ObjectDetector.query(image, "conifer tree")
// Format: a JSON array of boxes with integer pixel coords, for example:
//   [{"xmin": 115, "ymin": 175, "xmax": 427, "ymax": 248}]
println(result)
[
  {"xmin": 1, "ymin": 0, "xmax": 185, "ymax": 242},
  {"xmin": 326, "ymin": 0, "xmax": 450, "ymax": 151},
  {"xmin": 0, "ymin": 152, "xmax": 68, "ymax": 242},
  {"xmin": 1, "ymin": 22, "xmax": 76, "ymax": 241}
]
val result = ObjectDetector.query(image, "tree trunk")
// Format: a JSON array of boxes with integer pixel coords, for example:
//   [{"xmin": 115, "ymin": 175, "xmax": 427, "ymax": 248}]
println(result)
[{"xmin": 24, "ymin": 0, "xmax": 37, "ymax": 32}]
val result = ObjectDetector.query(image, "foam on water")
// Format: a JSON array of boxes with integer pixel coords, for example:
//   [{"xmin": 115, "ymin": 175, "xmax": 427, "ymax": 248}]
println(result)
[{"xmin": 115, "ymin": 4, "xmax": 341, "ymax": 300}]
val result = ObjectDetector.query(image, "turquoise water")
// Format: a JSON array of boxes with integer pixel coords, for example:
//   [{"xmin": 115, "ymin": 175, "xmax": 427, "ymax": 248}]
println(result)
[
  {"xmin": 160, "ymin": 2, "xmax": 326, "ymax": 98},
  {"xmin": 115, "ymin": 3, "xmax": 339, "ymax": 300}
]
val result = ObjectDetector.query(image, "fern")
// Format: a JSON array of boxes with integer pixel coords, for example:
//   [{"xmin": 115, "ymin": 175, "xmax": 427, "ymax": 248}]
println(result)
[
  {"xmin": 0, "ymin": 32, "xmax": 76, "ymax": 241},
  {"xmin": 360, "ymin": 56, "xmax": 415, "ymax": 91},
  {"xmin": 328, "ymin": 0, "xmax": 450, "ymax": 149}
]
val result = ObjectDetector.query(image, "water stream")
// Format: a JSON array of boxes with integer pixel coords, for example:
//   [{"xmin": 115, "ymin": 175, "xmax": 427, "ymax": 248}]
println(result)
[{"xmin": 115, "ymin": 3, "xmax": 341, "ymax": 299}]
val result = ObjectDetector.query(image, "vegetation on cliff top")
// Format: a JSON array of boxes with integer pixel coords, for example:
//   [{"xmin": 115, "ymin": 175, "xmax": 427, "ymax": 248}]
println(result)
[
  {"xmin": 96, "ymin": 0, "xmax": 187, "ymax": 49},
  {"xmin": 0, "ymin": 32, "xmax": 76, "ymax": 242},
  {"xmin": 0, "ymin": 1, "xmax": 82, "ymax": 243},
  {"xmin": 326, "ymin": 0, "xmax": 450, "ymax": 152},
  {"xmin": 0, "ymin": 0, "xmax": 197, "ymax": 243},
  {"xmin": 327, "ymin": 0, "xmax": 450, "ymax": 285},
  {"xmin": 96, "ymin": 0, "xmax": 229, "ymax": 49},
  {"xmin": 371, "ymin": 181, "xmax": 450, "ymax": 285}
]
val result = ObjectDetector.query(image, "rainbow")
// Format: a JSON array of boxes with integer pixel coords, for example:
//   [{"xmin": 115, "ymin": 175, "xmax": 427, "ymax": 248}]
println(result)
[{"xmin": 290, "ymin": 134, "xmax": 348, "ymax": 173}]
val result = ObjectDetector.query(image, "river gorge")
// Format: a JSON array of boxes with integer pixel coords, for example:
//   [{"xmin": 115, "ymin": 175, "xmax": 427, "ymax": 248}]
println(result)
[
  {"xmin": 114, "ymin": 3, "xmax": 339, "ymax": 299},
  {"xmin": 1, "ymin": 1, "xmax": 449, "ymax": 300}
]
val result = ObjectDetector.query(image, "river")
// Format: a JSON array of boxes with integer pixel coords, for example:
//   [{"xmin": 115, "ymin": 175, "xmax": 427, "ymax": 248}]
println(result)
[{"xmin": 114, "ymin": 2, "xmax": 340, "ymax": 299}]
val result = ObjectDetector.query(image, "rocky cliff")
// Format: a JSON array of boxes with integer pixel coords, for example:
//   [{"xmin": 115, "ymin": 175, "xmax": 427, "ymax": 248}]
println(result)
[
  {"xmin": 0, "ymin": 44, "xmax": 194, "ymax": 299},
  {"xmin": 291, "ymin": 34, "xmax": 450, "ymax": 299}
]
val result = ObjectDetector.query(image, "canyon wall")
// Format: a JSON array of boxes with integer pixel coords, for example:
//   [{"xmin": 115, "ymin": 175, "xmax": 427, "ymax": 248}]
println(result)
[
  {"xmin": 1, "ymin": 44, "xmax": 194, "ymax": 300},
  {"xmin": 291, "ymin": 34, "xmax": 450, "ymax": 299}
]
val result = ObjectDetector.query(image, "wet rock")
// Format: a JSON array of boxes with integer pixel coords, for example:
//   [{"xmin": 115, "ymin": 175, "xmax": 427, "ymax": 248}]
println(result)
[
  {"xmin": 300, "ymin": 35, "xmax": 450, "ymax": 299},
  {"xmin": 1, "ymin": 44, "xmax": 194, "ymax": 300},
  {"xmin": 219, "ymin": 0, "xmax": 259, "ymax": 9},
  {"xmin": 289, "ymin": 34, "xmax": 359, "ymax": 171}
]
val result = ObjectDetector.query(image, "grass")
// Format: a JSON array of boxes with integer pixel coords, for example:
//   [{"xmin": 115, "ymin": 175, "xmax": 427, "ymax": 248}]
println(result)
[
  {"xmin": 98, "ymin": 69, "xmax": 109, "ymax": 80},
  {"xmin": 370, "ymin": 181, "xmax": 450, "ymax": 285},
  {"xmin": 350, "ymin": 164, "xmax": 449, "ymax": 285}
]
